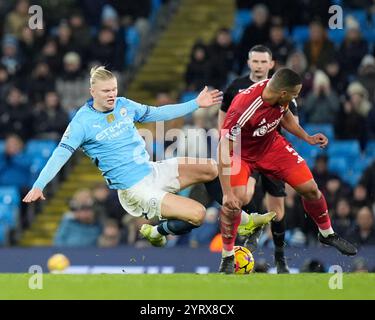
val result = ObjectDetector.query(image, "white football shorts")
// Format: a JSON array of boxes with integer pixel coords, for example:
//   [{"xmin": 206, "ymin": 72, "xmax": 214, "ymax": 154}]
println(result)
[{"xmin": 117, "ymin": 158, "xmax": 180, "ymax": 220}]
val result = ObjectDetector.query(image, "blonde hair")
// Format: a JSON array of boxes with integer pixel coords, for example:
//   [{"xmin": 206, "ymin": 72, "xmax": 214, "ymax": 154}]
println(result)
[{"xmin": 90, "ymin": 66, "xmax": 114, "ymax": 86}]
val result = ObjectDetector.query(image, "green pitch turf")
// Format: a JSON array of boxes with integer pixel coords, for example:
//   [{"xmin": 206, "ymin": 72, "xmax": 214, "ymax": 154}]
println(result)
[{"xmin": 1, "ymin": 273, "xmax": 374, "ymax": 300}]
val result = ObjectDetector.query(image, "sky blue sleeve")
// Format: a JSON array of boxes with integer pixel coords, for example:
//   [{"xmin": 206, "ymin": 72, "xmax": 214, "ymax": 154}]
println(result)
[
  {"xmin": 126, "ymin": 98, "xmax": 199, "ymax": 123},
  {"xmin": 32, "ymin": 146, "xmax": 73, "ymax": 190},
  {"xmin": 32, "ymin": 120, "xmax": 85, "ymax": 190}
]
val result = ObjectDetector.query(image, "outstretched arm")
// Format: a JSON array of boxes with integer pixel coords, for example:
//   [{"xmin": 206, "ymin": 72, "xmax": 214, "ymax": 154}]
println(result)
[
  {"xmin": 281, "ymin": 110, "xmax": 328, "ymax": 148},
  {"xmin": 138, "ymin": 86, "xmax": 223, "ymax": 123},
  {"xmin": 23, "ymin": 146, "xmax": 73, "ymax": 202}
]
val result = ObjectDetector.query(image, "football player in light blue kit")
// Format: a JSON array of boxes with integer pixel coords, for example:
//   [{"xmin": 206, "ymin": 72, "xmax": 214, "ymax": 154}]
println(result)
[{"xmin": 23, "ymin": 66, "xmax": 223, "ymax": 246}]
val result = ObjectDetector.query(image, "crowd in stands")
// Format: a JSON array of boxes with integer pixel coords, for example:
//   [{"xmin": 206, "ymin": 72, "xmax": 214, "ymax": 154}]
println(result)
[{"xmin": 0, "ymin": 0, "xmax": 374, "ymax": 252}]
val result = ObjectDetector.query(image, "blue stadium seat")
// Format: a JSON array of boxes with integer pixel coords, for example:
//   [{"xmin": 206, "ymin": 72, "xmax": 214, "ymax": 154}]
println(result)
[
  {"xmin": 328, "ymin": 156, "xmax": 348, "ymax": 176},
  {"xmin": 232, "ymin": 9, "xmax": 252, "ymax": 43},
  {"xmin": 327, "ymin": 140, "xmax": 361, "ymax": 159},
  {"xmin": 0, "ymin": 224, "xmax": 9, "ymax": 246},
  {"xmin": 291, "ymin": 25, "xmax": 309, "ymax": 45},
  {"xmin": 295, "ymin": 142, "xmax": 325, "ymax": 159},
  {"xmin": 304, "ymin": 123, "xmax": 335, "ymax": 141},
  {"xmin": 0, "ymin": 140, "xmax": 4, "ymax": 153},
  {"xmin": 328, "ymin": 28, "xmax": 345, "ymax": 46},
  {"xmin": 25, "ymin": 140, "xmax": 57, "ymax": 159},
  {"xmin": 149, "ymin": 0, "xmax": 162, "ymax": 23},
  {"xmin": 345, "ymin": 10, "xmax": 369, "ymax": 30},
  {"xmin": 124, "ymin": 26, "xmax": 140, "ymax": 66},
  {"xmin": 0, "ymin": 204, "xmax": 18, "ymax": 228},
  {"xmin": 0, "ymin": 186, "xmax": 20, "ymax": 205},
  {"xmin": 365, "ymin": 140, "xmax": 375, "ymax": 158}
]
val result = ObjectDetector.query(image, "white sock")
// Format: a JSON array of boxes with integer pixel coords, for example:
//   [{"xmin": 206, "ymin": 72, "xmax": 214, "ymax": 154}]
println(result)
[
  {"xmin": 240, "ymin": 211, "xmax": 249, "ymax": 225},
  {"xmin": 319, "ymin": 227, "xmax": 334, "ymax": 238},
  {"xmin": 222, "ymin": 249, "xmax": 234, "ymax": 257},
  {"xmin": 150, "ymin": 226, "xmax": 161, "ymax": 238}
]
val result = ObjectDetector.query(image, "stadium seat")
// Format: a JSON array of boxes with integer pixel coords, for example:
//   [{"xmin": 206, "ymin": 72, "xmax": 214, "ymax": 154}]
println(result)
[
  {"xmin": 291, "ymin": 25, "xmax": 309, "ymax": 45},
  {"xmin": 125, "ymin": 26, "xmax": 140, "ymax": 66},
  {"xmin": 25, "ymin": 140, "xmax": 57, "ymax": 159},
  {"xmin": 327, "ymin": 140, "xmax": 361, "ymax": 160},
  {"xmin": 0, "ymin": 204, "xmax": 18, "ymax": 228},
  {"xmin": 295, "ymin": 142, "xmax": 325, "ymax": 159},
  {"xmin": 232, "ymin": 9, "xmax": 252, "ymax": 43},
  {"xmin": 365, "ymin": 140, "xmax": 375, "ymax": 158},
  {"xmin": 304, "ymin": 123, "xmax": 335, "ymax": 141},
  {"xmin": 0, "ymin": 186, "xmax": 20, "ymax": 206},
  {"xmin": 0, "ymin": 140, "xmax": 4, "ymax": 153},
  {"xmin": 327, "ymin": 28, "xmax": 345, "ymax": 46},
  {"xmin": 328, "ymin": 156, "xmax": 348, "ymax": 176}
]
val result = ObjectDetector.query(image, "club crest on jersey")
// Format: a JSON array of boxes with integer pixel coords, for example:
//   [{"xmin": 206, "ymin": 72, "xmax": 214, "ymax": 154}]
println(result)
[
  {"xmin": 120, "ymin": 108, "xmax": 127, "ymax": 117},
  {"xmin": 230, "ymin": 124, "xmax": 242, "ymax": 136},
  {"xmin": 106, "ymin": 114, "xmax": 115, "ymax": 123}
]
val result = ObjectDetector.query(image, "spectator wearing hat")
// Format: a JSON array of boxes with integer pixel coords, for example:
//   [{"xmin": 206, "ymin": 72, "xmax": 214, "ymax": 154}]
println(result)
[
  {"xmin": 1, "ymin": 34, "xmax": 24, "ymax": 76},
  {"xmin": 335, "ymin": 81, "xmax": 371, "ymax": 147},
  {"xmin": 303, "ymin": 70, "xmax": 340, "ymax": 123},
  {"xmin": 56, "ymin": 51, "xmax": 89, "ymax": 113}
]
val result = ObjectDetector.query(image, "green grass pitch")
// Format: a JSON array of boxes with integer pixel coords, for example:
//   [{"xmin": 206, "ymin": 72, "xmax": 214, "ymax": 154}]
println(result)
[{"xmin": 1, "ymin": 273, "xmax": 374, "ymax": 300}]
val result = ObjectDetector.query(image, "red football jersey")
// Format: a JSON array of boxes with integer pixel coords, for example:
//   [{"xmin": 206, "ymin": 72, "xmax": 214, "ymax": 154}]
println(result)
[{"xmin": 222, "ymin": 79, "xmax": 289, "ymax": 162}]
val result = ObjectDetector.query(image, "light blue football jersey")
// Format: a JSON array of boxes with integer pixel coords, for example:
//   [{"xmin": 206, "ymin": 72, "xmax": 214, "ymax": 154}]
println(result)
[{"xmin": 57, "ymin": 97, "xmax": 197, "ymax": 189}]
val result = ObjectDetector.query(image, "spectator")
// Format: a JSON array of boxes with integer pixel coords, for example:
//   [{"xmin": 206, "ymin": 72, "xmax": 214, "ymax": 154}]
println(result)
[
  {"xmin": 351, "ymin": 184, "xmax": 371, "ymax": 216},
  {"xmin": 28, "ymin": 61, "xmax": 56, "ymax": 104},
  {"xmin": 303, "ymin": 20, "xmax": 336, "ymax": 72},
  {"xmin": 347, "ymin": 206, "xmax": 375, "ymax": 246},
  {"xmin": 331, "ymin": 198, "xmax": 354, "ymax": 237},
  {"xmin": 4, "ymin": 0, "xmax": 30, "ymax": 39},
  {"xmin": 286, "ymin": 50, "xmax": 313, "ymax": 97},
  {"xmin": 0, "ymin": 64, "xmax": 11, "ymax": 104},
  {"xmin": 338, "ymin": 17, "xmax": 368, "ymax": 81},
  {"xmin": 88, "ymin": 27, "xmax": 125, "ymax": 72},
  {"xmin": 358, "ymin": 55, "xmax": 375, "ymax": 104},
  {"xmin": 311, "ymin": 155, "xmax": 339, "ymax": 193},
  {"xmin": 39, "ymin": 39, "xmax": 62, "ymax": 76},
  {"xmin": 185, "ymin": 43, "xmax": 211, "ymax": 91},
  {"xmin": 266, "ymin": 23, "xmax": 294, "ymax": 68},
  {"xmin": 54, "ymin": 189, "xmax": 102, "ymax": 247},
  {"xmin": 32, "ymin": 91, "xmax": 69, "ymax": 140},
  {"xmin": 335, "ymin": 82, "xmax": 371, "ymax": 145},
  {"xmin": 237, "ymin": 4, "xmax": 271, "ymax": 73},
  {"xmin": 0, "ymin": 86, "xmax": 32, "ymax": 140},
  {"xmin": 97, "ymin": 219, "xmax": 122, "ymax": 247},
  {"xmin": 56, "ymin": 51, "xmax": 89, "ymax": 112},
  {"xmin": 303, "ymin": 70, "xmax": 340, "ymax": 123},
  {"xmin": 207, "ymin": 28, "xmax": 236, "ymax": 89},
  {"xmin": 0, "ymin": 134, "xmax": 31, "ymax": 190},
  {"xmin": 1, "ymin": 34, "xmax": 24, "ymax": 77},
  {"xmin": 358, "ymin": 160, "xmax": 375, "ymax": 202}
]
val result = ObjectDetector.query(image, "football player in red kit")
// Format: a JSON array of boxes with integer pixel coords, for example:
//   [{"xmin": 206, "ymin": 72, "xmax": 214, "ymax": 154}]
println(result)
[{"xmin": 218, "ymin": 68, "xmax": 357, "ymax": 273}]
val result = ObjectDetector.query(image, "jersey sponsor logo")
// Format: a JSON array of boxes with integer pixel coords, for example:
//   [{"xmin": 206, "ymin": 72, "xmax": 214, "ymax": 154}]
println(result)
[
  {"xmin": 120, "ymin": 108, "xmax": 127, "ymax": 117},
  {"xmin": 259, "ymin": 118, "xmax": 266, "ymax": 125},
  {"xmin": 253, "ymin": 116, "xmax": 283, "ymax": 137},
  {"xmin": 95, "ymin": 119, "xmax": 131, "ymax": 141}
]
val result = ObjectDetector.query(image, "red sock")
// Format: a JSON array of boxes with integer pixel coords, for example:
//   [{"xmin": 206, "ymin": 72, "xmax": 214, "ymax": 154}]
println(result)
[
  {"xmin": 302, "ymin": 193, "xmax": 332, "ymax": 230},
  {"xmin": 220, "ymin": 209, "xmax": 241, "ymax": 252}
]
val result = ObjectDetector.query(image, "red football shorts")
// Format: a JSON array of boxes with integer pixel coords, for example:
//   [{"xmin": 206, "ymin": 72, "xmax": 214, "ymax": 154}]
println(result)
[{"xmin": 230, "ymin": 137, "xmax": 313, "ymax": 188}]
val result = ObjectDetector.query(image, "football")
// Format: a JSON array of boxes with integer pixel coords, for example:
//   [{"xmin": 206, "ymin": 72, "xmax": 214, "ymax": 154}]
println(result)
[
  {"xmin": 234, "ymin": 246, "xmax": 254, "ymax": 274},
  {"xmin": 47, "ymin": 253, "xmax": 70, "ymax": 272}
]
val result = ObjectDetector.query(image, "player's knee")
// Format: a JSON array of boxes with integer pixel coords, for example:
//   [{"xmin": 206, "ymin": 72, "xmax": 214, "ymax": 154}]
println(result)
[
  {"xmin": 190, "ymin": 205, "xmax": 206, "ymax": 226},
  {"xmin": 205, "ymin": 159, "xmax": 218, "ymax": 181},
  {"xmin": 301, "ymin": 181, "xmax": 320, "ymax": 200}
]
